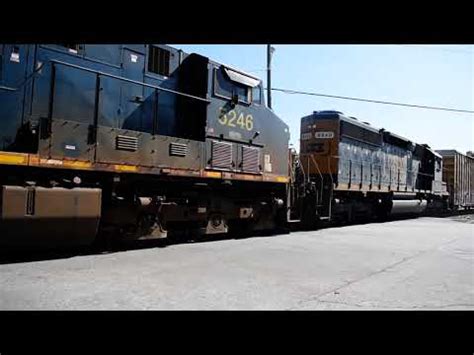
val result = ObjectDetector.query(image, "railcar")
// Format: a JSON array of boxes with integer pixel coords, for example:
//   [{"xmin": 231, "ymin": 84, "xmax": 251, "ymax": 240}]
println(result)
[
  {"xmin": 0, "ymin": 44, "xmax": 290, "ymax": 247},
  {"xmin": 436, "ymin": 150, "xmax": 473, "ymax": 210}
]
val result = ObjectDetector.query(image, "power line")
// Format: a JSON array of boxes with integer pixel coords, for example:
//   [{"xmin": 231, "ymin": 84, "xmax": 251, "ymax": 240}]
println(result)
[{"xmin": 270, "ymin": 87, "xmax": 474, "ymax": 114}]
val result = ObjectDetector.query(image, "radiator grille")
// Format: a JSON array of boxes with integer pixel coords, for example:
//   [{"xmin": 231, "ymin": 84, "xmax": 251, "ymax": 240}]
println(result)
[
  {"xmin": 242, "ymin": 146, "xmax": 260, "ymax": 173},
  {"xmin": 211, "ymin": 141, "xmax": 232, "ymax": 169},
  {"xmin": 116, "ymin": 135, "xmax": 138, "ymax": 152},
  {"xmin": 169, "ymin": 142, "xmax": 188, "ymax": 157}
]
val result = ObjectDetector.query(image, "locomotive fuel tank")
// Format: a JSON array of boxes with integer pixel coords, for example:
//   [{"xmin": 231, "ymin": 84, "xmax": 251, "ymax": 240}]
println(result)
[
  {"xmin": 0, "ymin": 185, "xmax": 101, "ymax": 248},
  {"xmin": 390, "ymin": 199, "xmax": 428, "ymax": 215}
]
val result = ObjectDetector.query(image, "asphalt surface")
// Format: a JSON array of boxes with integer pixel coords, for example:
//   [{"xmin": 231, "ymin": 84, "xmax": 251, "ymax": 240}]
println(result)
[{"xmin": 0, "ymin": 216, "xmax": 473, "ymax": 310}]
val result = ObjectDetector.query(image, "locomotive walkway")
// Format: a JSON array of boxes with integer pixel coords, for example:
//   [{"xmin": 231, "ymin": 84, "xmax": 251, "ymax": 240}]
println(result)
[{"xmin": 0, "ymin": 216, "xmax": 473, "ymax": 310}]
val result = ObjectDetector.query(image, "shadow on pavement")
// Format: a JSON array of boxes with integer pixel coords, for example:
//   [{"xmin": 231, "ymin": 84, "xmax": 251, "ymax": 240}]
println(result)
[{"xmin": 1, "ymin": 213, "xmax": 466, "ymax": 265}]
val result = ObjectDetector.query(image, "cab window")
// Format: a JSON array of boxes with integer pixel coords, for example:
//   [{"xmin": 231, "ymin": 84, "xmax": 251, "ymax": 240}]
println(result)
[
  {"xmin": 252, "ymin": 85, "xmax": 262, "ymax": 105},
  {"xmin": 214, "ymin": 67, "xmax": 249, "ymax": 104}
]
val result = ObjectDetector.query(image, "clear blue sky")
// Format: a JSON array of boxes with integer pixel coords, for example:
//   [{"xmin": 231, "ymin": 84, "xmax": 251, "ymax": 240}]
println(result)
[{"xmin": 175, "ymin": 45, "xmax": 473, "ymax": 154}]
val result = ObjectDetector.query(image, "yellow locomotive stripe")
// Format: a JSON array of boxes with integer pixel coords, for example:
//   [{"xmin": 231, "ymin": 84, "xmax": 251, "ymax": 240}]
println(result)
[
  {"xmin": 40, "ymin": 158, "xmax": 63, "ymax": 166},
  {"xmin": 203, "ymin": 171, "xmax": 221, "ymax": 179},
  {"xmin": 63, "ymin": 160, "xmax": 92, "ymax": 169},
  {"xmin": 0, "ymin": 153, "xmax": 27, "ymax": 165},
  {"xmin": 114, "ymin": 164, "xmax": 138, "ymax": 172},
  {"xmin": 29, "ymin": 155, "xmax": 40, "ymax": 165},
  {"xmin": 229, "ymin": 173, "xmax": 255, "ymax": 181},
  {"xmin": 0, "ymin": 151, "xmax": 291, "ymax": 184}
]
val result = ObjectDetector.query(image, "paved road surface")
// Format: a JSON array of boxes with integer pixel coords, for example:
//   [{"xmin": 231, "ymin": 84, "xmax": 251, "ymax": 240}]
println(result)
[{"xmin": 0, "ymin": 217, "xmax": 472, "ymax": 310}]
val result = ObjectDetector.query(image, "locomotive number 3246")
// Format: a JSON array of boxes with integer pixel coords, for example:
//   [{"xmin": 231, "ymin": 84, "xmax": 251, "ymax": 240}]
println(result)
[{"xmin": 218, "ymin": 108, "xmax": 254, "ymax": 131}]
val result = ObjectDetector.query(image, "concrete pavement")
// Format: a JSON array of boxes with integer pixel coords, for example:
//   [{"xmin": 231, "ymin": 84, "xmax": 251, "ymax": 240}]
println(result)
[{"xmin": 0, "ymin": 216, "xmax": 472, "ymax": 310}]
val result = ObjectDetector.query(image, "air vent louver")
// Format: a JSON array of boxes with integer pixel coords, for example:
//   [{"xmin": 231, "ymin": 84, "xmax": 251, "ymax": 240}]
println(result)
[
  {"xmin": 211, "ymin": 141, "xmax": 232, "ymax": 169},
  {"xmin": 169, "ymin": 142, "xmax": 188, "ymax": 157},
  {"xmin": 116, "ymin": 135, "xmax": 138, "ymax": 152},
  {"xmin": 242, "ymin": 146, "xmax": 260, "ymax": 173}
]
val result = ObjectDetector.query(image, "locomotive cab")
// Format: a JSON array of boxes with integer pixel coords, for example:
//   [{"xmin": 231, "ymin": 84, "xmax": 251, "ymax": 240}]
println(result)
[{"xmin": 204, "ymin": 61, "xmax": 289, "ymax": 178}]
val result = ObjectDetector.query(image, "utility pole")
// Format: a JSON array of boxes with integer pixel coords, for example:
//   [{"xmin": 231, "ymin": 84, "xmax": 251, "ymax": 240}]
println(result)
[{"xmin": 267, "ymin": 45, "xmax": 274, "ymax": 109}]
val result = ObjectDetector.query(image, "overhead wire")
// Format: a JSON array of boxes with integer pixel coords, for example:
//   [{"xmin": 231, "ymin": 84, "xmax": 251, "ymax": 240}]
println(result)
[{"xmin": 268, "ymin": 87, "xmax": 474, "ymax": 114}]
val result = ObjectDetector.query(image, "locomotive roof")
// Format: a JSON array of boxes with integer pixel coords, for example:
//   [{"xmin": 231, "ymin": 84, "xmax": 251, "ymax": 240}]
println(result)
[
  {"xmin": 304, "ymin": 111, "xmax": 437, "ymax": 150},
  {"xmin": 380, "ymin": 129, "xmax": 413, "ymax": 146},
  {"xmin": 307, "ymin": 111, "xmax": 381, "ymax": 135}
]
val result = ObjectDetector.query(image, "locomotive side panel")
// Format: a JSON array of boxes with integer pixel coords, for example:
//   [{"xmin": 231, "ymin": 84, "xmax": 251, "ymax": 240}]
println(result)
[
  {"xmin": 0, "ymin": 44, "xmax": 35, "ymax": 152},
  {"xmin": 380, "ymin": 132, "xmax": 414, "ymax": 192}
]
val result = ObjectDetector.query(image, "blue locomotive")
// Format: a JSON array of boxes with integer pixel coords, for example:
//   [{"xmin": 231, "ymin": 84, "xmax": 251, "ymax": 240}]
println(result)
[
  {"xmin": 0, "ymin": 44, "xmax": 289, "ymax": 247},
  {"xmin": 293, "ymin": 110, "xmax": 449, "ymax": 226}
]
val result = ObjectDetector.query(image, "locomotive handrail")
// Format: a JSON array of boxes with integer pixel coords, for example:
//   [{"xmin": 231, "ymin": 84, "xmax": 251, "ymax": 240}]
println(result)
[
  {"xmin": 49, "ymin": 60, "xmax": 211, "ymax": 103},
  {"xmin": 294, "ymin": 155, "xmax": 306, "ymax": 183},
  {"xmin": 326, "ymin": 156, "xmax": 334, "ymax": 220},
  {"xmin": 309, "ymin": 154, "xmax": 324, "ymax": 206},
  {"xmin": 310, "ymin": 154, "xmax": 324, "ymax": 184},
  {"xmin": 0, "ymin": 85, "xmax": 17, "ymax": 92}
]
